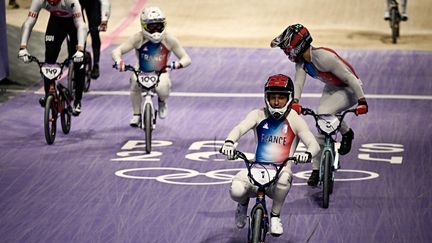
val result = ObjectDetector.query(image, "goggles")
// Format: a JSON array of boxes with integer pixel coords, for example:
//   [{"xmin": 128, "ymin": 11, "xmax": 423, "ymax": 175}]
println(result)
[{"xmin": 142, "ymin": 22, "xmax": 166, "ymax": 34}]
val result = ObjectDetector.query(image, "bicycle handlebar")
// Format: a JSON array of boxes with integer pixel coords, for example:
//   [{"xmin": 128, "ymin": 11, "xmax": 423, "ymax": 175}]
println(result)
[
  {"xmin": 28, "ymin": 55, "xmax": 71, "ymax": 68},
  {"xmin": 112, "ymin": 62, "xmax": 171, "ymax": 74}
]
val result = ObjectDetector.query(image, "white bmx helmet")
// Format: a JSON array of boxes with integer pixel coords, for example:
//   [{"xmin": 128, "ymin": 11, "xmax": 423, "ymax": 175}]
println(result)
[{"xmin": 140, "ymin": 6, "xmax": 167, "ymax": 43}]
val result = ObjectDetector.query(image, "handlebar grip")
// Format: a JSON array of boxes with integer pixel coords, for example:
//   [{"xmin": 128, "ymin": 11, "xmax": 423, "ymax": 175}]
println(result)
[{"xmin": 356, "ymin": 105, "xmax": 368, "ymax": 115}]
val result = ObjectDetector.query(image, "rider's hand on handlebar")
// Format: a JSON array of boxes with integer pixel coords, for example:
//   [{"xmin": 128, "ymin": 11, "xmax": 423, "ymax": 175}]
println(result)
[
  {"xmin": 18, "ymin": 48, "xmax": 30, "ymax": 63},
  {"xmin": 115, "ymin": 59, "xmax": 125, "ymax": 72},
  {"xmin": 169, "ymin": 61, "xmax": 183, "ymax": 70},
  {"xmin": 295, "ymin": 151, "xmax": 312, "ymax": 163},
  {"xmin": 98, "ymin": 21, "xmax": 108, "ymax": 32},
  {"xmin": 221, "ymin": 140, "xmax": 236, "ymax": 160},
  {"xmin": 356, "ymin": 97, "xmax": 368, "ymax": 115},
  {"xmin": 291, "ymin": 100, "xmax": 302, "ymax": 115},
  {"xmin": 73, "ymin": 50, "xmax": 84, "ymax": 63}
]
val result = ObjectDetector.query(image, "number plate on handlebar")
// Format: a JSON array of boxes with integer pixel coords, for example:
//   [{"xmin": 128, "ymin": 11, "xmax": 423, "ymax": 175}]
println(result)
[
  {"xmin": 317, "ymin": 114, "xmax": 341, "ymax": 135},
  {"xmin": 137, "ymin": 72, "xmax": 159, "ymax": 89},
  {"xmin": 41, "ymin": 64, "xmax": 62, "ymax": 80},
  {"xmin": 250, "ymin": 164, "xmax": 277, "ymax": 185}
]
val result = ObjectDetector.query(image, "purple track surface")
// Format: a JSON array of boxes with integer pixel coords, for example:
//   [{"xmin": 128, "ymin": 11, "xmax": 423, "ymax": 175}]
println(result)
[{"xmin": 1, "ymin": 46, "xmax": 431, "ymax": 243}]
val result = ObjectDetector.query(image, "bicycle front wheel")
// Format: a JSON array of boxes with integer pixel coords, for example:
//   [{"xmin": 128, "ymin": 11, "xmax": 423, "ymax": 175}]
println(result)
[
  {"xmin": 60, "ymin": 96, "xmax": 71, "ymax": 134},
  {"xmin": 251, "ymin": 208, "xmax": 264, "ymax": 243},
  {"xmin": 390, "ymin": 7, "xmax": 399, "ymax": 44},
  {"xmin": 322, "ymin": 150, "xmax": 331, "ymax": 208},
  {"xmin": 44, "ymin": 95, "xmax": 57, "ymax": 145},
  {"xmin": 84, "ymin": 51, "xmax": 92, "ymax": 92},
  {"xmin": 144, "ymin": 103, "xmax": 153, "ymax": 154}
]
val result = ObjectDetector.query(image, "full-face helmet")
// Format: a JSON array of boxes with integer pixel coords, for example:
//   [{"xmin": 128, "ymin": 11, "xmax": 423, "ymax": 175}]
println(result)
[
  {"xmin": 270, "ymin": 24, "xmax": 312, "ymax": 63},
  {"xmin": 264, "ymin": 74, "xmax": 294, "ymax": 120},
  {"xmin": 47, "ymin": 0, "xmax": 61, "ymax": 6},
  {"xmin": 140, "ymin": 6, "xmax": 166, "ymax": 43}
]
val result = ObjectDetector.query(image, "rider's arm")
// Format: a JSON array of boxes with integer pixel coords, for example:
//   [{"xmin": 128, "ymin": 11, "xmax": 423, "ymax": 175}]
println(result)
[
  {"xmin": 293, "ymin": 62, "xmax": 307, "ymax": 102},
  {"xmin": 165, "ymin": 33, "xmax": 191, "ymax": 68},
  {"xmin": 69, "ymin": 0, "xmax": 88, "ymax": 51},
  {"xmin": 225, "ymin": 109, "xmax": 261, "ymax": 143},
  {"xmin": 20, "ymin": 0, "xmax": 43, "ymax": 49},
  {"xmin": 289, "ymin": 112, "xmax": 320, "ymax": 157},
  {"xmin": 99, "ymin": 0, "xmax": 111, "ymax": 22},
  {"xmin": 111, "ymin": 32, "xmax": 142, "ymax": 63}
]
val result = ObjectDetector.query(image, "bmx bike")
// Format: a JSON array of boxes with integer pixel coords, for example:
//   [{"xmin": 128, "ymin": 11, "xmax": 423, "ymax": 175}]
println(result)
[
  {"xmin": 234, "ymin": 150, "xmax": 311, "ymax": 243},
  {"xmin": 28, "ymin": 55, "xmax": 74, "ymax": 145},
  {"xmin": 387, "ymin": 0, "xmax": 403, "ymax": 44},
  {"xmin": 301, "ymin": 107, "xmax": 365, "ymax": 208},
  {"xmin": 113, "ymin": 63, "xmax": 170, "ymax": 154}
]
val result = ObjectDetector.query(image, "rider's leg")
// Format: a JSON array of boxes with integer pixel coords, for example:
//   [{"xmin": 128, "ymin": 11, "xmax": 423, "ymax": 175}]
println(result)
[
  {"xmin": 155, "ymin": 73, "xmax": 172, "ymax": 119},
  {"xmin": 267, "ymin": 167, "xmax": 293, "ymax": 236},
  {"xmin": 67, "ymin": 22, "xmax": 85, "ymax": 115},
  {"xmin": 384, "ymin": 0, "xmax": 391, "ymax": 20},
  {"xmin": 130, "ymin": 74, "xmax": 142, "ymax": 127},
  {"xmin": 230, "ymin": 170, "xmax": 253, "ymax": 229},
  {"xmin": 401, "ymin": 0, "xmax": 408, "ymax": 20},
  {"xmin": 85, "ymin": 0, "xmax": 102, "ymax": 78}
]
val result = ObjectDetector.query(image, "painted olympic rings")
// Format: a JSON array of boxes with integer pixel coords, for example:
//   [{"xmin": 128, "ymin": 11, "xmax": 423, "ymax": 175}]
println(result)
[{"xmin": 115, "ymin": 167, "xmax": 380, "ymax": 186}]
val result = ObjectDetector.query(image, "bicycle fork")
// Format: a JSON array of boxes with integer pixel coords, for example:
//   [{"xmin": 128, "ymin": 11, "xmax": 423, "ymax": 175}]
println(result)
[
  {"xmin": 319, "ymin": 138, "xmax": 336, "ymax": 184},
  {"xmin": 142, "ymin": 94, "xmax": 156, "ymax": 129}
]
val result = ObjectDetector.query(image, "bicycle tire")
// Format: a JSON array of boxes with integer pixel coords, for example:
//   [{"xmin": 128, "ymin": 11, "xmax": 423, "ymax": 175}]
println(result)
[
  {"xmin": 60, "ymin": 96, "xmax": 71, "ymax": 134},
  {"xmin": 44, "ymin": 95, "xmax": 57, "ymax": 145},
  {"xmin": 322, "ymin": 150, "xmax": 331, "ymax": 208},
  {"xmin": 84, "ymin": 51, "xmax": 92, "ymax": 92},
  {"xmin": 390, "ymin": 7, "xmax": 399, "ymax": 44},
  {"xmin": 144, "ymin": 103, "xmax": 153, "ymax": 154},
  {"xmin": 251, "ymin": 208, "xmax": 263, "ymax": 243},
  {"xmin": 67, "ymin": 62, "xmax": 76, "ymax": 99}
]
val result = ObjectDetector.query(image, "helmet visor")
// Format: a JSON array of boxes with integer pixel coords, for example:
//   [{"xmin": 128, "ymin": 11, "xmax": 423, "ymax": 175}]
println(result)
[{"xmin": 143, "ymin": 22, "xmax": 166, "ymax": 34}]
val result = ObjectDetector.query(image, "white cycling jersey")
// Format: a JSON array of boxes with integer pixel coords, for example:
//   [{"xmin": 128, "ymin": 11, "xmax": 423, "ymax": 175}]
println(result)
[
  {"xmin": 294, "ymin": 47, "xmax": 365, "ymax": 101},
  {"xmin": 20, "ymin": 0, "xmax": 87, "ymax": 48}
]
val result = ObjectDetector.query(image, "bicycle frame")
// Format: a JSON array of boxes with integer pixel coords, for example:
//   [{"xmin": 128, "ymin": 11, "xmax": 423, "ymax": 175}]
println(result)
[
  {"xmin": 235, "ymin": 151, "xmax": 306, "ymax": 242},
  {"xmin": 301, "ymin": 107, "xmax": 357, "ymax": 208},
  {"xmin": 29, "ymin": 55, "xmax": 73, "ymax": 144}
]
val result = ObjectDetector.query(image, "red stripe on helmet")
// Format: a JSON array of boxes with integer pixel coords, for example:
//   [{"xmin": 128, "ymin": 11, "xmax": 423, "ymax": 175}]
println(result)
[{"xmin": 289, "ymin": 27, "xmax": 308, "ymax": 48}]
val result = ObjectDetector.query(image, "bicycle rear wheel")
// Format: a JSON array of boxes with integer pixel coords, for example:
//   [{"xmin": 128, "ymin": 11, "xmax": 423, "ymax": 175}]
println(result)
[
  {"xmin": 251, "ymin": 208, "xmax": 264, "ymax": 243},
  {"xmin": 143, "ymin": 103, "xmax": 153, "ymax": 154},
  {"xmin": 84, "ymin": 51, "xmax": 92, "ymax": 92},
  {"xmin": 60, "ymin": 96, "xmax": 71, "ymax": 134},
  {"xmin": 44, "ymin": 95, "xmax": 57, "ymax": 145},
  {"xmin": 322, "ymin": 150, "xmax": 331, "ymax": 208}
]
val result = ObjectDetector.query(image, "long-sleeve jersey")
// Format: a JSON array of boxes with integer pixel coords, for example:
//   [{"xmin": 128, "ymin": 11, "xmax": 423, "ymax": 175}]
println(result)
[
  {"xmin": 99, "ymin": 0, "xmax": 110, "ymax": 22},
  {"xmin": 294, "ymin": 47, "xmax": 365, "ymax": 100},
  {"xmin": 226, "ymin": 108, "xmax": 320, "ymax": 163},
  {"xmin": 112, "ymin": 31, "xmax": 192, "ymax": 72},
  {"xmin": 20, "ymin": 0, "xmax": 88, "ymax": 48}
]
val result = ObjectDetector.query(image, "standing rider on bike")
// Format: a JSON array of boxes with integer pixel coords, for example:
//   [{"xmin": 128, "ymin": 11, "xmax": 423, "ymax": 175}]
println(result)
[
  {"xmin": 271, "ymin": 24, "xmax": 368, "ymax": 187},
  {"xmin": 221, "ymin": 74, "xmax": 320, "ymax": 236},
  {"xmin": 112, "ymin": 6, "xmax": 191, "ymax": 127},
  {"xmin": 18, "ymin": 0, "xmax": 88, "ymax": 116},
  {"xmin": 79, "ymin": 0, "xmax": 111, "ymax": 79}
]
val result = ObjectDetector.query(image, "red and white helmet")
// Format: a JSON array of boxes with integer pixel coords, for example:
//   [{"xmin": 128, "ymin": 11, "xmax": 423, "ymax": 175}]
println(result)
[
  {"xmin": 271, "ymin": 24, "xmax": 312, "ymax": 63},
  {"xmin": 47, "ymin": 0, "xmax": 61, "ymax": 6},
  {"xmin": 140, "ymin": 6, "xmax": 166, "ymax": 43},
  {"xmin": 264, "ymin": 74, "xmax": 294, "ymax": 120}
]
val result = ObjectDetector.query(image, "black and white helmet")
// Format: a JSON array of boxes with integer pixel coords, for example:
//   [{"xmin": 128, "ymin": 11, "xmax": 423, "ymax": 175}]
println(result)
[
  {"xmin": 271, "ymin": 24, "xmax": 312, "ymax": 62},
  {"xmin": 264, "ymin": 74, "xmax": 294, "ymax": 120},
  {"xmin": 140, "ymin": 6, "xmax": 166, "ymax": 43}
]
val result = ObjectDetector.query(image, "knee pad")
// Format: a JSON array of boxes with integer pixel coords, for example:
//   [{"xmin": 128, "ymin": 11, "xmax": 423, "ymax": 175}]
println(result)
[
  {"xmin": 230, "ymin": 180, "xmax": 248, "ymax": 203},
  {"xmin": 276, "ymin": 171, "xmax": 292, "ymax": 191}
]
